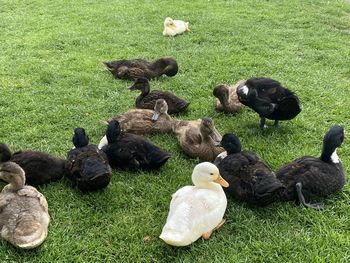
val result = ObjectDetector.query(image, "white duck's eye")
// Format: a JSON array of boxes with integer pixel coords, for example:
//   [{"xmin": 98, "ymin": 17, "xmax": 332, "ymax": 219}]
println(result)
[{"xmin": 210, "ymin": 173, "xmax": 214, "ymax": 175}]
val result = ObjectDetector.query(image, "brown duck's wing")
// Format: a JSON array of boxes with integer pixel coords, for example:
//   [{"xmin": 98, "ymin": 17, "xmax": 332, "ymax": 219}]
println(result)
[
  {"xmin": 104, "ymin": 59, "xmax": 151, "ymax": 69},
  {"xmin": 17, "ymin": 186, "xmax": 49, "ymax": 213}
]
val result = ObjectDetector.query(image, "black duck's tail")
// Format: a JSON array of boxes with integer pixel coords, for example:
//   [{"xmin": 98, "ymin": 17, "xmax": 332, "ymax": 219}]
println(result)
[
  {"xmin": 275, "ymin": 95, "xmax": 301, "ymax": 120},
  {"xmin": 145, "ymin": 144, "xmax": 170, "ymax": 170},
  {"xmin": 254, "ymin": 175, "xmax": 284, "ymax": 206}
]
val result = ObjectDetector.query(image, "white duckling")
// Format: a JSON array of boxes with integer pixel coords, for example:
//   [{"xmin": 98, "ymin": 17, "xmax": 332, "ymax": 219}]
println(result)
[
  {"xmin": 159, "ymin": 162, "xmax": 229, "ymax": 246},
  {"xmin": 163, "ymin": 17, "xmax": 190, "ymax": 37},
  {"xmin": 0, "ymin": 162, "xmax": 50, "ymax": 249}
]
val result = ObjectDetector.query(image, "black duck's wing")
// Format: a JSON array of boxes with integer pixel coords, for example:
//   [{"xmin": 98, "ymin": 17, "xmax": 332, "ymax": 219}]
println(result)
[{"xmin": 273, "ymin": 95, "xmax": 301, "ymax": 120}]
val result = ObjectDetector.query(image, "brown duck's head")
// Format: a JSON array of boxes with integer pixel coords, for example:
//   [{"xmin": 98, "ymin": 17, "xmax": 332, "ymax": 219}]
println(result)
[
  {"xmin": 0, "ymin": 143, "xmax": 12, "ymax": 162},
  {"xmin": 152, "ymin": 99, "xmax": 169, "ymax": 121},
  {"xmin": 200, "ymin": 118, "xmax": 222, "ymax": 143},
  {"xmin": 157, "ymin": 57, "xmax": 178, "ymax": 77},
  {"xmin": 213, "ymin": 84, "xmax": 229, "ymax": 104},
  {"xmin": 0, "ymin": 162, "xmax": 25, "ymax": 190},
  {"xmin": 128, "ymin": 77, "xmax": 150, "ymax": 92}
]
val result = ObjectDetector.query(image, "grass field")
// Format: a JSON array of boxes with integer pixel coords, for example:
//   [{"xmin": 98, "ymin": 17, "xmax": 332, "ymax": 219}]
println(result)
[{"xmin": 1, "ymin": 0, "xmax": 350, "ymax": 262}]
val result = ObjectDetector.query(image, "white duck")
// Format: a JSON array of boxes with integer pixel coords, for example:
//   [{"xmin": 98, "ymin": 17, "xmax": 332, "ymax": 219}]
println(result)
[
  {"xmin": 162, "ymin": 17, "xmax": 190, "ymax": 37},
  {"xmin": 159, "ymin": 162, "xmax": 228, "ymax": 246},
  {"xmin": 0, "ymin": 162, "xmax": 50, "ymax": 249}
]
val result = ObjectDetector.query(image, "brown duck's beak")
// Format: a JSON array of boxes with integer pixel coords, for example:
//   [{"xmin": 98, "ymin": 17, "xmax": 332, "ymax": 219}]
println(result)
[
  {"xmin": 214, "ymin": 141, "xmax": 222, "ymax": 147},
  {"xmin": 151, "ymin": 112, "xmax": 160, "ymax": 121},
  {"xmin": 214, "ymin": 175, "xmax": 229, "ymax": 188},
  {"xmin": 210, "ymin": 127, "xmax": 222, "ymax": 143}
]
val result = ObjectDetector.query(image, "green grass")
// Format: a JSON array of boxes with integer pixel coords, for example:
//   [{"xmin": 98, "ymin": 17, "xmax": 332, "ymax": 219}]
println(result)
[{"xmin": 1, "ymin": 0, "xmax": 350, "ymax": 262}]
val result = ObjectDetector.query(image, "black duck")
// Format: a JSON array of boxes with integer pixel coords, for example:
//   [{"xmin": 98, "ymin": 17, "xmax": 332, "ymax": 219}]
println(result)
[
  {"xmin": 101, "ymin": 120, "xmax": 170, "ymax": 170},
  {"xmin": 0, "ymin": 143, "xmax": 70, "ymax": 186},
  {"xmin": 216, "ymin": 133, "xmax": 283, "ymax": 206},
  {"xmin": 236, "ymin": 77, "xmax": 301, "ymax": 128},
  {"xmin": 67, "ymin": 128, "xmax": 112, "ymax": 192},
  {"xmin": 276, "ymin": 125, "xmax": 345, "ymax": 209}
]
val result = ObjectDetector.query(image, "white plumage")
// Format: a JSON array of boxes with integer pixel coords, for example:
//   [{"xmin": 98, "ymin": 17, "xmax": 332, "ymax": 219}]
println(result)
[
  {"xmin": 159, "ymin": 162, "xmax": 228, "ymax": 246},
  {"xmin": 163, "ymin": 17, "xmax": 190, "ymax": 37}
]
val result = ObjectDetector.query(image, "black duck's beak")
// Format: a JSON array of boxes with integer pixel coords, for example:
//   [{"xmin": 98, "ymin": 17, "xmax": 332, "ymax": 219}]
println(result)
[{"xmin": 128, "ymin": 84, "xmax": 137, "ymax": 91}]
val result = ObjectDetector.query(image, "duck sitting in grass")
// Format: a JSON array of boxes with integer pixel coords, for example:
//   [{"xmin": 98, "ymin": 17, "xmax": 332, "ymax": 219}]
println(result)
[
  {"xmin": 0, "ymin": 162, "xmax": 50, "ymax": 249},
  {"xmin": 236, "ymin": 77, "xmax": 301, "ymax": 128},
  {"xmin": 105, "ymin": 99, "xmax": 174, "ymax": 135},
  {"xmin": 162, "ymin": 17, "xmax": 190, "ymax": 37},
  {"xmin": 104, "ymin": 57, "xmax": 178, "ymax": 80},
  {"xmin": 0, "ymin": 143, "xmax": 70, "ymax": 186},
  {"xmin": 216, "ymin": 133, "xmax": 284, "ymax": 206},
  {"xmin": 129, "ymin": 77, "xmax": 190, "ymax": 114},
  {"xmin": 173, "ymin": 118, "xmax": 224, "ymax": 162},
  {"xmin": 213, "ymin": 80, "xmax": 245, "ymax": 114},
  {"xmin": 100, "ymin": 120, "xmax": 170, "ymax": 170},
  {"xmin": 276, "ymin": 125, "xmax": 345, "ymax": 209},
  {"xmin": 160, "ymin": 162, "xmax": 228, "ymax": 246},
  {"xmin": 67, "ymin": 128, "xmax": 112, "ymax": 192}
]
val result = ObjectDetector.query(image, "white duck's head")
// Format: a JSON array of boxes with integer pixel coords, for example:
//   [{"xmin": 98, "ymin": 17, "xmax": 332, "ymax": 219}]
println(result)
[
  {"xmin": 164, "ymin": 17, "xmax": 175, "ymax": 27},
  {"xmin": 192, "ymin": 162, "xmax": 229, "ymax": 188}
]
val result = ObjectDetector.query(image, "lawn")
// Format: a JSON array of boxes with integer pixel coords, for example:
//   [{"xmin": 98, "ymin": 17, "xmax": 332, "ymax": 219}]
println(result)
[{"xmin": 0, "ymin": 0, "xmax": 350, "ymax": 262}]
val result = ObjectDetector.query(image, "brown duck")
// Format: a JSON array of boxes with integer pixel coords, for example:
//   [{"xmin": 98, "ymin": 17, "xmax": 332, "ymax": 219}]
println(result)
[
  {"xmin": 173, "ymin": 118, "xmax": 224, "ymax": 162},
  {"xmin": 213, "ymin": 80, "xmax": 245, "ymax": 114},
  {"xmin": 107, "ymin": 99, "xmax": 174, "ymax": 135},
  {"xmin": 129, "ymin": 77, "xmax": 189, "ymax": 114},
  {"xmin": 0, "ymin": 162, "xmax": 50, "ymax": 249},
  {"xmin": 104, "ymin": 57, "xmax": 178, "ymax": 80}
]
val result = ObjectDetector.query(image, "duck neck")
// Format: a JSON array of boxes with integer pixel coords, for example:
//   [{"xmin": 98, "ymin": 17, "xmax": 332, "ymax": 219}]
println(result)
[
  {"xmin": 320, "ymin": 144, "xmax": 339, "ymax": 163},
  {"xmin": 9, "ymin": 173, "xmax": 25, "ymax": 190},
  {"xmin": 194, "ymin": 181, "xmax": 222, "ymax": 191}
]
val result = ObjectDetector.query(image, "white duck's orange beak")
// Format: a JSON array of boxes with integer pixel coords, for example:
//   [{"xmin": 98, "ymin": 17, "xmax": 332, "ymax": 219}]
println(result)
[{"xmin": 214, "ymin": 174, "xmax": 229, "ymax": 188}]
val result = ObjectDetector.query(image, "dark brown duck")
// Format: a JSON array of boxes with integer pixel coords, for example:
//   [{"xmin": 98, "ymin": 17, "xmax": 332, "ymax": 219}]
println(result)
[
  {"xmin": 104, "ymin": 57, "xmax": 178, "ymax": 80},
  {"xmin": 129, "ymin": 77, "xmax": 189, "ymax": 114}
]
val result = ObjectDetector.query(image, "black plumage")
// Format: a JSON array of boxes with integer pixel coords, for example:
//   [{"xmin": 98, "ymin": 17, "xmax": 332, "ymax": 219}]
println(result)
[
  {"xmin": 128, "ymin": 77, "xmax": 189, "ymax": 114},
  {"xmin": 216, "ymin": 134, "xmax": 283, "ymax": 206},
  {"xmin": 236, "ymin": 77, "xmax": 301, "ymax": 128},
  {"xmin": 101, "ymin": 120, "xmax": 170, "ymax": 170},
  {"xmin": 0, "ymin": 143, "xmax": 69, "ymax": 186},
  {"xmin": 67, "ymin": 128, "xmax": 112, "ymax": 192},
  {"xmin": 276, "ymin": 125, "xmax": 345, "ymax": 209},
  {"xmin": 104, "ymin": 57, "xmax": 178, "ymax": 80}
]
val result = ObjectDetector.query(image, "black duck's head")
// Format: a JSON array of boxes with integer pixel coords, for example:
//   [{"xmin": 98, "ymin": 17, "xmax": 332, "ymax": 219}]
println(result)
[
  {"xmin": 128, "ymin": 77, "xmax": 150, "ymax": 92},
  {"xmin": 218, "ymin": 133, "xmax": 242, "ymax": 154},
  {"xmin": 0, "ymin": 162, "xmax": 25, "ymax": 190},
  {"xmin": 236, "ymin": 81, "xmax": 250, "ymax": 102},
  {"xmin": 152, "ymin": 99, "xmax": 168, "ymax": 121},
  {"xmin": 106, "ymin": 120, "xmax": 121, "ymax": 144},
  {"xmin": 321, "ymin": 125, "xmax": 345, "ymax": 162},
  {"xmin": 0, "ymin": 143, "xmax": 12, "ymax": 162},
  {"xmin": 201, "ymin": 118, "xmax": 222, "ymax": 143},
  {"xmin": 324, "ymin": 125, "xmax": 345, "ymax": 149},
  {"xmin": 72, "ymin": 128, "xmax": 89, "ymax": 148}
]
